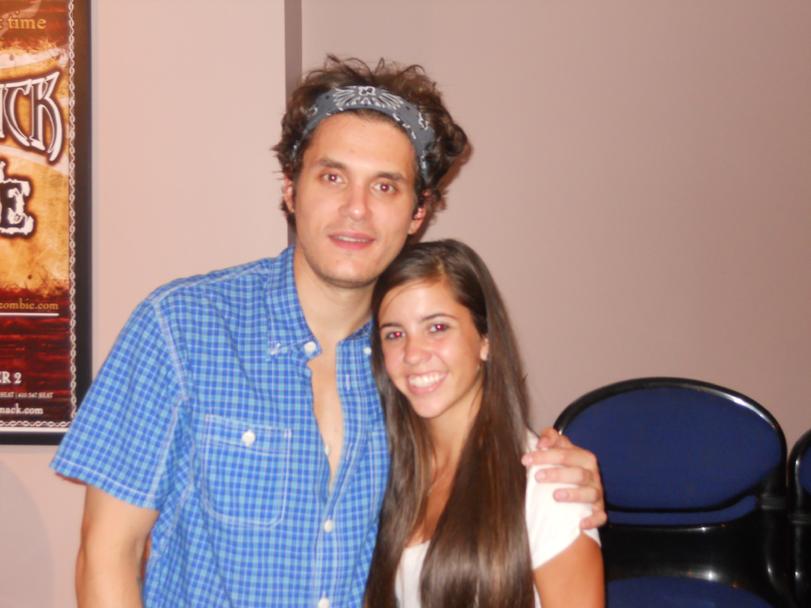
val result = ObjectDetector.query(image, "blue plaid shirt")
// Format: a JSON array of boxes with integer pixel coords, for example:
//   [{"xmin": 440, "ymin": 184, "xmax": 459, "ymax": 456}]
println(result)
[{"xmin": 52, "ymin": 247, "xmax": 390, "ymax": 607}]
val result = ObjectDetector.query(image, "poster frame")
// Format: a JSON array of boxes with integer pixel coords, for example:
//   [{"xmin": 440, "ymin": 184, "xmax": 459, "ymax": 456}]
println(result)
[{"xmin": 0, "ymin": 0, "xmax": 91, "ymax": 445}]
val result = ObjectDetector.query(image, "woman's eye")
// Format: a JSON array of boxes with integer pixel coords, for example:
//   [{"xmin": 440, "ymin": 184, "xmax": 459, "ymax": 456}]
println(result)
[
  {"xmin": 383, "ymin": 330, "xmax": 404, "ymax": 341},
  {"xmin": 429, "ymin": 323, "xmax": 448, "ymax": 333}
]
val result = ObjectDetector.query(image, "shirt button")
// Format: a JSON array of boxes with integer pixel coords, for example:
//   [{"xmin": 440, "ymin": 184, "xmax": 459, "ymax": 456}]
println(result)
[
  {"xmin": 303, "ymin": 340, "xmax": 317, "ymax": 355},
  {"xmin": 363, "ymin": 346, "xmax": 372, "ymax": 356},
  {"xmin": 323, "ymin": 518, "xmax": 335, "ymax": 533},
  {"xmin": 241, "ymin": 430, "xmax": 256, "ymax": 447},
  {"xmin": 317, "ymin": 598, "xmax": 330, "ymax": 608}
]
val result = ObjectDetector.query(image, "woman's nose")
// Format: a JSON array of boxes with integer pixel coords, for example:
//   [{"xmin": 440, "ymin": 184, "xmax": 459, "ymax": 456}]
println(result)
[{"xmin": 403, "ymin": 336, "xmax": 429, "ymax": 365}]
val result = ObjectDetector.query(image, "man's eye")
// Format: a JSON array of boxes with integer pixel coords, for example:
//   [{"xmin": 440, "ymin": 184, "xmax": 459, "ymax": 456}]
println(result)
[
  {"xmin": 321, "ymin": 172, "xmax": 342, "ymax": 184},
  {"xmin": 375, "ymin": 182, "xmax": 397, "ymax": 194}
]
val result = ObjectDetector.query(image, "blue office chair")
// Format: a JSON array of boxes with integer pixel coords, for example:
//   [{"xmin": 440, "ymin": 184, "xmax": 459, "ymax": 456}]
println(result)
[
  {"xmin": 789, "ymin": 428, "xmax": 811, "ymax": 606},
  {"xmin": 554, "ymin": 377, "xmax": 796, "ymax": 607}
]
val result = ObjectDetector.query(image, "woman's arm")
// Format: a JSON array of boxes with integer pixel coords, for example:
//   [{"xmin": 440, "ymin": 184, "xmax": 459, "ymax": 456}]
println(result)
[{"xmin": 534, "ymin": 533, "xmax": 604, "ymax": 608}]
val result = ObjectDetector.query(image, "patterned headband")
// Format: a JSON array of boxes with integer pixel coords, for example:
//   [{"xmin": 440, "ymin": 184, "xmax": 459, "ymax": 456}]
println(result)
[{"xmin": 294, "ymin": 85, "xmax": 436, "ymax": 181}]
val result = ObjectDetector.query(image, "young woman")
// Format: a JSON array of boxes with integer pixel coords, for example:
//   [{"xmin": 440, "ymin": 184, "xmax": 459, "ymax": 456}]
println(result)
[{"xmin": 365, "ymin": 240, "xmax": 604, "ymax": 608}]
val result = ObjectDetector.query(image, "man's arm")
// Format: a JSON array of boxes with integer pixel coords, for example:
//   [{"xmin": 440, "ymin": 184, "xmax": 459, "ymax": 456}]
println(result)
[
  {"xmin": 523, "ymin": 427, "xmax": 607, "ymax": 530},
  {"xmin": 76, "ymin": 486, "xmax": 158, "ymax": 608}
]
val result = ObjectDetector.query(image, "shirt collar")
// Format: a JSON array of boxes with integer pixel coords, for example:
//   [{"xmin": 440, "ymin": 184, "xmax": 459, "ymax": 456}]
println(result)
[
  {"xmin": 266, "ymin": 246, "xmax": 314, "ymax": 348},
  {"xmin": 266, "ymin": 246, "xmax": 373, "ymax": 353}
]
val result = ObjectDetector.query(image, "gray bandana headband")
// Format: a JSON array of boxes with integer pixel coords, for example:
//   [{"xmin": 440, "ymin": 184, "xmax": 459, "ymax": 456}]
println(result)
[{"xmin": 294, "ymin": 85, "xmax": 435, "ymax": 181}]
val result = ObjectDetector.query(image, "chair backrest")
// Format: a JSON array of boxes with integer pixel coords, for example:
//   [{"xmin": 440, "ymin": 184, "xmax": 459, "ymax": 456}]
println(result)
[
  {"xmin": 554, "ymin": 377, "xmax": 797, "ymax": 607},
  {"xmin": 789, "ymin": 429, "xmax": 811, "ymax": 606},
  {"xmin": 555, "ymin": 377, "xmax": 786, "ymax": 525}
]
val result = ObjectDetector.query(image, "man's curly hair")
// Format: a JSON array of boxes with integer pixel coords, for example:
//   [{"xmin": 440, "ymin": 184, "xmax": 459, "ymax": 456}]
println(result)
[{"xmin": 274, "ymin": 56, "xmax": 468, "ymax": 230}]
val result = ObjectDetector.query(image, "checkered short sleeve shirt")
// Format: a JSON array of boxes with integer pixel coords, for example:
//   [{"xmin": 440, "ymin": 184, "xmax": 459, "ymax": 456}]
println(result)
[{"xmin": 52, "ymin": 247, "xmax": 390, "ymax": 607}]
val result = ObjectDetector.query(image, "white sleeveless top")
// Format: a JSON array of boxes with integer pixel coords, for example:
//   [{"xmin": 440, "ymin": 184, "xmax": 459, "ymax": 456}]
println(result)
[{"xmin": 394, "ymin": 432, "xmax": 601, "ymax": 607}]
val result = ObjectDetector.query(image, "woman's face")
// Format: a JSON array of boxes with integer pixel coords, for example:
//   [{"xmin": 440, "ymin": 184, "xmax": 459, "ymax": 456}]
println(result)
[{"xmin": 377, "ymin": 278, "xmax": 489, "ymax": 428}]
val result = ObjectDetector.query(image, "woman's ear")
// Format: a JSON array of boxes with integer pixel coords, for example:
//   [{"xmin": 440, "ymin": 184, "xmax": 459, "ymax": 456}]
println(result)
[{"xmin": 480, "ymin": 336, "xmax": 489, "ymax": 362}]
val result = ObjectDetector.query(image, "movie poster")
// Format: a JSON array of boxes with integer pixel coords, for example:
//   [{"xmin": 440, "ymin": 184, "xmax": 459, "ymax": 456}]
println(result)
[{"xmin": 0, "ymin": 0, "xmax": 90, "ymax": 443}]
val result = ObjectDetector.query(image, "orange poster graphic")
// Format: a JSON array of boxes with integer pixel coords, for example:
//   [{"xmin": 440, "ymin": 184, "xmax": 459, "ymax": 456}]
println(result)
[{"xmin": 0, "ymin": 0, "xmax": 89, "ymax": 442}]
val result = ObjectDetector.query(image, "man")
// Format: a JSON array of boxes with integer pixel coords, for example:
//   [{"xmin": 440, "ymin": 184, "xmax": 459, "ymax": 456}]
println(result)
[{"xmin": 52, "ymin": 57, "xmax": 604, "ymax": 607}]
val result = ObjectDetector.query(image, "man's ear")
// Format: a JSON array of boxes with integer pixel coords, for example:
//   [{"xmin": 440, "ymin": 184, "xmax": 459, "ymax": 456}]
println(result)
[
  {"xmin": 408, "ymin": 191, "xmax": 431, "ymax": 235},
  {"xmin": 408, "ymin": 205, "xmax": 426, "ymax": 234},
  {"xmin": 282, "ymin": 177, "xmax": 295, "ymax": 214}
]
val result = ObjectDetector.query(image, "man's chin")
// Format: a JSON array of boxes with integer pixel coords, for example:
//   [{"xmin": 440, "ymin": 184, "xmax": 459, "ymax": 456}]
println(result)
[
  {"xmin": 295, "ymin": 246, "xmax": 391, "ymax": 291},
  {"xmin": 312, "ymin": 262, "xmax": 381, "ymax": 290},
  {"xmin": 320, "ymin": 272, "xmax": 379, "ymax": 290}
]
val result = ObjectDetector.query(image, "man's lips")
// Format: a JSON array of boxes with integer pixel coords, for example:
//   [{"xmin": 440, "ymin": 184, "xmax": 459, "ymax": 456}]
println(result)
[{"xmin": 329, "ymin": 232, "xmax": 375, "ymax": 249}]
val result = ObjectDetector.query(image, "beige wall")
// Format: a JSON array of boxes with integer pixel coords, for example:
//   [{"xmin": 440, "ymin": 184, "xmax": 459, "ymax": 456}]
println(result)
[
  {"xmin": 0, "ymin": 1, "xmax": 289, "ymax": 606},
  {"xmin": 2, "ymin": 1, "xmax": 810, "ymax": 605},
  {"xmin": 302, "ymin": 0, "xmax": 811, "ymax": 444}
]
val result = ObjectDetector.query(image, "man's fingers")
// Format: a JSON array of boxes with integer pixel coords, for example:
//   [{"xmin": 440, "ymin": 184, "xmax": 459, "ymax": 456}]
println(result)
[
  {"xmin": 535, "ymin": 463, "xmax": 594, "ymax": 487},
  {"xmin": 526, "ymin": 429, "xmax": 607, "ymax": 527},
  {"xmin": 579, "ymin": 511, "xmax": 608, "ymax": 531},
  {"xmin": 552, "ymin": 485, "xmax": 601, "ymax": 505},
  {"xmin": 535, "ymin": 427, "xmax": 574, "ymax": 450},
  {"xmin": 523, "ymin": 446, "xmax": 598, "ymax": 471},
  {"xmin": 536, "ymin": 427, "xmax": 560, "ymax": 449}
]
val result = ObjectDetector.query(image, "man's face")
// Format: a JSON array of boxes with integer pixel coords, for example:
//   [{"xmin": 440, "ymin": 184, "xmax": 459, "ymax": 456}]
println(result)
[{"xmin": 284, "ymin": 113, "xmax": 425, "ymax": 291}]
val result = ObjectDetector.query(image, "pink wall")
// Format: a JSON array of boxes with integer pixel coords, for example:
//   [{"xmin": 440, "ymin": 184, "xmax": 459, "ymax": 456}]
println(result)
[
  {"xmin": 0, "ymin": 1, "xmax": 289, "ymax": 605},
  {"xmin": 302, "ymin": 0, "xmax": 811, "ymax": 445},
  {"xmin": 2, "ymin": 1, "xmax": 810, "ymax": 605}
]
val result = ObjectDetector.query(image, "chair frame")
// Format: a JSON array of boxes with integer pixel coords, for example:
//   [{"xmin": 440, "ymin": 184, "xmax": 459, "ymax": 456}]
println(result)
[{"xmin": 788, "ymin": 428, "xmax": 811, "ymax": 606}]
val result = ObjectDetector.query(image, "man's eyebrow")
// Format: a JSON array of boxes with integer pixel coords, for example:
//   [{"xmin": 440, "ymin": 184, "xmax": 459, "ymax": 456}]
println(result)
[
  {"xmin": 376, "ymin": 171, "xmax": 406, "ymax": 182},
  {"xmin": 314, "ymin": 157, "xmax": 406, "ymax": 182},
  {"xmin": 316, "ymin": 157, "xmax": 346, "ymax": 170}
]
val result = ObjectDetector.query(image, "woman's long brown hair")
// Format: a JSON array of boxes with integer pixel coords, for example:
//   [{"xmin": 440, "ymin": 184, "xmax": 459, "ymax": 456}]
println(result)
[{"xmin": 365, "ymin": 239, "xmax": 535, "ymax": 607}]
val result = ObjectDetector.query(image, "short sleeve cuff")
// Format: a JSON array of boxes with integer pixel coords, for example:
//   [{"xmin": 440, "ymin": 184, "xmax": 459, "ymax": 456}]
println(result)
[
  {"xmin": 51, "ymin": 455, "xmax": 160, "ymax": 509},
  {"xmin": 526, "ymin": 466, "xmax": 601, "ymax": 569}
]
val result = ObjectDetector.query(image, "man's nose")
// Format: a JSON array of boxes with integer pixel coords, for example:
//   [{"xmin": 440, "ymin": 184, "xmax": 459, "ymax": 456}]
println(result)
[{"xmin": 341, "ymin": 183, "xmax": 370, "ymax": 221}]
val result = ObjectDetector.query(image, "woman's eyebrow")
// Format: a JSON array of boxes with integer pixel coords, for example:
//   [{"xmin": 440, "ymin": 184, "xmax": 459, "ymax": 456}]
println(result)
[
  {"xmin": 378, "ymin": 313, "xmax": 458, "ymax": 330},
  {"xmin": 421, "ymin": 312, "xmax": 457, "ymax": 322}
]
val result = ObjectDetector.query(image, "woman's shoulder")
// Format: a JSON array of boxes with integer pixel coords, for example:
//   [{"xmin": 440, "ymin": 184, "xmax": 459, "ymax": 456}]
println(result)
[{"xmin": 522, "ymin": 428, "xmax": 600, "ymax": 569}]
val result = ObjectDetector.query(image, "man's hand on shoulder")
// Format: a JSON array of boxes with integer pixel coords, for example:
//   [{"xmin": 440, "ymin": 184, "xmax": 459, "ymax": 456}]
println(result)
[{"xmin": 522, "ymin": 427, "xmax": 607, "ymax": 530}]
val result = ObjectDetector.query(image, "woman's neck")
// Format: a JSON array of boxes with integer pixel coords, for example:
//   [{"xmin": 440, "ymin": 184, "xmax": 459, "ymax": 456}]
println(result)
[{"xmin": 408, "ymin": 417, "xmax": 475, "ymax": 546}]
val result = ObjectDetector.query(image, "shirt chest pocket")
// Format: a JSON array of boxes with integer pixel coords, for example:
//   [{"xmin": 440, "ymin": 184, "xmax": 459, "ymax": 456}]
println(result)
[{"xmin": 199, "ymin": 415, "xmax": 291, "ymax": 529}]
